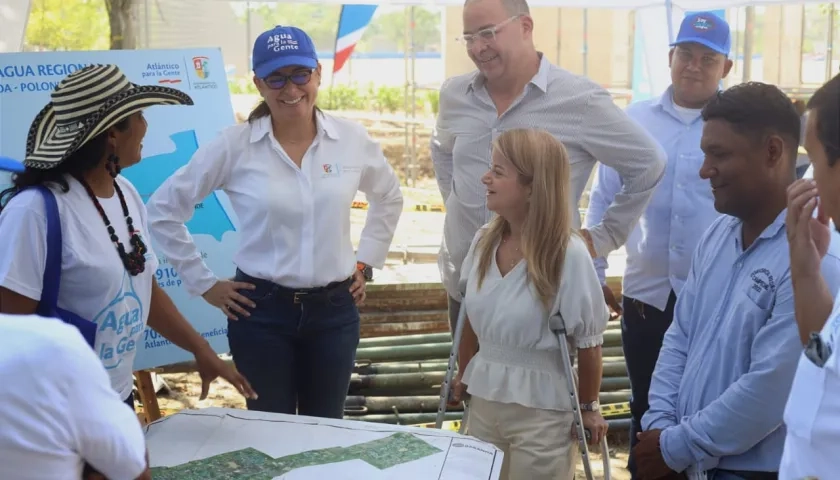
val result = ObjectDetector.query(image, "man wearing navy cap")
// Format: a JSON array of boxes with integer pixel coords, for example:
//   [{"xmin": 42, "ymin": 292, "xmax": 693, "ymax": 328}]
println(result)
[{"xmin": 584, "ymin": 12, "xmax": 732, "ymax": 478}]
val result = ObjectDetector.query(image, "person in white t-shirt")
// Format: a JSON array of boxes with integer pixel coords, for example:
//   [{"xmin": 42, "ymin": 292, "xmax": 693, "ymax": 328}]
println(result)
[
  {"xmin": 450, "ymin": 129, "xmax": 609, "ymax": 480},
  {"xmin": 146, "ymin": 25, "xmax": 403, "ymax": 418},
  {"xmin": 0, "ymin": 65, "xmax": 256, "ymax": 410},
  {"xmin": 0, "ymin": 313, "xmax": 151, "ymax": 480},
  {"xmin": 782, "ymin": 72, "xmax": 840, "ymax": 479},
  {"xmin": 0, "ymin": 157, "xmax": 149, "ymax": 480}
]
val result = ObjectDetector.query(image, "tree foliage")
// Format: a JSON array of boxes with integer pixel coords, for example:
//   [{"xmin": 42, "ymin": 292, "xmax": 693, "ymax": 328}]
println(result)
[
  {"xmin": 25, "ymin": 0, "xmax": 135, "ymax": 51},
  {"xmin": 25, "ymin": 0, "xmax": 109, "ymax": 51},
  {"xmin": 247, "ymin": 5, "xmax": 441, "ymax": 53},
  {"xmin": 364, "ymin": 8, "xmax": 441, "ymax": 52}
]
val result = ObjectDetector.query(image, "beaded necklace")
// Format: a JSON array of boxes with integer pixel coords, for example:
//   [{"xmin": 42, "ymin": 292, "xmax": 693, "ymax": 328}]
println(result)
[{"xmin": 77, "ymin": 176, "xmax": 148, "ymax": 276}]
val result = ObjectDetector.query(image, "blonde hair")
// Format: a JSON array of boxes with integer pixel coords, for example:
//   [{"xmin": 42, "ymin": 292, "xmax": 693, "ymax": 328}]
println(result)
[{"xmin": 474, "ymin": 128, "xmax": 573, "ymax": 310}]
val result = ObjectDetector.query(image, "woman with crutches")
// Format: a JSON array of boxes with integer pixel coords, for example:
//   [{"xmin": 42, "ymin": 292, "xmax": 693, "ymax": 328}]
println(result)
[{"xmin": 448, "ymin": 129, "xmax": 610, "ymax": 480}]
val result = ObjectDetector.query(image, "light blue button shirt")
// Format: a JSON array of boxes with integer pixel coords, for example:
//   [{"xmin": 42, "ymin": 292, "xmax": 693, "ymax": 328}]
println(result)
[
  {"xmin": 584, "ymin": 86, "xmax": 722, "ymax": 310},
  {"xmin": 642, "ymin": 210, "xmax": 840, "ymax": 474}
]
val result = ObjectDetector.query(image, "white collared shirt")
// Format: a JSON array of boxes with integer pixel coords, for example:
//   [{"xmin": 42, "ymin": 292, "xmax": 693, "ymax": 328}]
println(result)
[
  {"xmin": 146, "ymin": 112, "xmax": 403, "ymax": 295},
  {"xmin": 431, "ymin": 53, "xmax": 666, "ymax": 301},
  {"xmin": 780, "ymin": 291, "xmax": 840, "ymax": 479},
  {"xmin": 0, "ymin": 314, "xmax": 146, "ymax": 480}
]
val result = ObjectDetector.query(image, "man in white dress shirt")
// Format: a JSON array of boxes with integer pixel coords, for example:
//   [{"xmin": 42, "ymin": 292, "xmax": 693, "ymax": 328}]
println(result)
[
  {"xmin": 0, "ymin": 156, "xmax": 149, "ymax": 480},
  {"xmin": 431, "ymin": 0, "xmax": 666, "ymax": 331},
  {"xmin": 781, "ymin": 73, "xmax": 840, "ymax": 479}
]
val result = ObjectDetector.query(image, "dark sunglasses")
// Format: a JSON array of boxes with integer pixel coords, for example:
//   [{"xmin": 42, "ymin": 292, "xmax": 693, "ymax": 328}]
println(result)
[{"xmin": 264, "ymin": 69, "xmax": 313, "ymax": 90}]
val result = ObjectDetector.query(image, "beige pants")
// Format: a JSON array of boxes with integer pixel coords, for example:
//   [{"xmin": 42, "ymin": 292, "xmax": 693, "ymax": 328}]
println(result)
[{"xmin": 466, "ymin": 395, "xmax": 578, "ymax": 480}]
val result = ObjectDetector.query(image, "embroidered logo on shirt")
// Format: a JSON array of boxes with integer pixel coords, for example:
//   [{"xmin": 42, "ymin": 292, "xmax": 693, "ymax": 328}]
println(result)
[
  {"xmin": 321, "ymin": 163, "xmax": 341, "ymax": 178},
  {"xmin": 749, "ymin": 268, "xmax": 775, "ymax": 294}
]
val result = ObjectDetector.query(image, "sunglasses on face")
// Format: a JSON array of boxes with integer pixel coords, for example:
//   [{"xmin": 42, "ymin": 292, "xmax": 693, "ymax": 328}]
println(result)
[{"xmin": 264, "ymin": 69, "xmax": 313, "ymax": 89}]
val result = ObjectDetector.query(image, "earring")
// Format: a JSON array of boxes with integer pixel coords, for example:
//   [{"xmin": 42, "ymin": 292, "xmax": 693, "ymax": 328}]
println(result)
[{"xmin": 106, "ymin": 153, "xmax": 121, "ymax": 178}]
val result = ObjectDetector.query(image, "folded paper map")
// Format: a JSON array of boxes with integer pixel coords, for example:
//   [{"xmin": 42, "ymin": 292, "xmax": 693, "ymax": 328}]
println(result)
[{"xmin": 144, "ymin": 407, "xmax": 503, "ymax": 479}]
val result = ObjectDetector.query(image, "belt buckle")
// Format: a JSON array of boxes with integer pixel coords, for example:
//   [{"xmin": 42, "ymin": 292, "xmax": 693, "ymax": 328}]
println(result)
[{"xmin": 293, "ymin": 292, "xmax": 306, "ymax": 304}]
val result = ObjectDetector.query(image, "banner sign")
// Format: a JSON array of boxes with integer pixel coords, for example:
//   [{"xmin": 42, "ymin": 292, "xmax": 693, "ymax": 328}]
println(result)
[{"xmin": 0, "ymin": 48, "xmax": 240, "ymax": 370}]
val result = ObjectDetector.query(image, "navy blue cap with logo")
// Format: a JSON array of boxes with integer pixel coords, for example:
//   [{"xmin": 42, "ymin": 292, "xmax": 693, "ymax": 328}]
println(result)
[
  {"xmin": 252, "ymin": 25, "xmax": 319, "ymax": 79},
  {"xmin": 671, "ymin": 11, "xmax": 732, "ymax": 56},
  {"xmin": 0, "ymin": 156, "xmax": 24, "ymax": 173}
]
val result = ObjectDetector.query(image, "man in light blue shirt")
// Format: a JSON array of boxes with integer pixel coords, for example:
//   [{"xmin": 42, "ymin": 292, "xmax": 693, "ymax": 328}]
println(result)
[
  {"xmin": 633, "ymin": 83, "xmax": 840, "ymax": 479},
  {"xmin": 584, "ymin": 12, "xmax": 732, "ymax": 477}
]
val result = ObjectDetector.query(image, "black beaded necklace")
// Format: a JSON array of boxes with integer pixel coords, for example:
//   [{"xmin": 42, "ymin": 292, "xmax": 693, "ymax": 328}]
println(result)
[{"xmin": 76, "ymin": 174, "xmax": 148, "ymax": 276}]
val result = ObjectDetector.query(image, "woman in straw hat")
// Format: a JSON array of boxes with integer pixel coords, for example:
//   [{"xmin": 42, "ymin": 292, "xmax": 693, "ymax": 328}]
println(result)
[
  {"xmin": 145, "ymin": 25, "xmax": 404, "ymax": 418},
  {"xmin": 0, "ymin": 64, "xmax": 257, "ymax": 409},
  {"xmin": 0, "ymin": 155, "xmax": 151, "ymax": 480}
]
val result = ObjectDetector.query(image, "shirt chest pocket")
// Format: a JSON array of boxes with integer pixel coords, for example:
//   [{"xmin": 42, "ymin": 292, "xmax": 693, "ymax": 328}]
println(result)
[
  {"xmin": 733, "ymin": 284, "xmax": 775, "ymax": 366},
  {"xmin": 452, "ymin": 132, "xmax": 493, "ymax": 204},
  {"xmin": 453, "ymin": 132, "xmax": 492, "ymax": 161}
]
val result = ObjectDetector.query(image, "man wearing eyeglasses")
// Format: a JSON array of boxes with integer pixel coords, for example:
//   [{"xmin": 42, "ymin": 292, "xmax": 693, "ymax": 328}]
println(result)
[
  {"xmin": 431, "ymin": 0, "xmax": 666, "ymax": 339},
  {"xmin": 781, "ymin": 73, "xmax": 840, "ymax": 480}
]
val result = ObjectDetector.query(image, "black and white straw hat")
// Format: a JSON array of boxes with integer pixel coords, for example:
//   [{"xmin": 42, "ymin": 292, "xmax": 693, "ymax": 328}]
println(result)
[{"xmin": 24, "ymin": 64, "xmax": 194, "ymax": 169}]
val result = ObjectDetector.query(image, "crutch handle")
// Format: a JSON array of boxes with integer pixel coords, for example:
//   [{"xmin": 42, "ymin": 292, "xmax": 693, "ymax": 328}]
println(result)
[
  {"xmin": 548, "ymin": 313, "xmax": 567, "ymax": 335},
  {"xmin": 580, "ymin": 430, "xmax": 612, "ymax": 479}
]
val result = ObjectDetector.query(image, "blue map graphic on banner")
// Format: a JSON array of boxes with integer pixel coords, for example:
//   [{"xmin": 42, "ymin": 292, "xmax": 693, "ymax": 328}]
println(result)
[{"xmin": 123, "ymin": 130, "xmax": 235, "ymax": 241}]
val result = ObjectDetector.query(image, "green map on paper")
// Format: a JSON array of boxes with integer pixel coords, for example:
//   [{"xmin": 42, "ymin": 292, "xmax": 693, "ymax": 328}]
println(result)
[{"xmin": 150, "ymin": 432, "xmax": 442, "ymax": 479}]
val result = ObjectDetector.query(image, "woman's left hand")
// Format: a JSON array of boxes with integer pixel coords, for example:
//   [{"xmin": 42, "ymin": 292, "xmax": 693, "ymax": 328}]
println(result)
[
  {"xmin": 349, "ymin": 269, "xmax": 367, "ymax": 306},
  {"xmin": 194, "ymin": 346, "xmax": 258, "ymax": 401},
  {"xmin": 578, "ymin": 410, "xmax": 609, "ymax": 446}
]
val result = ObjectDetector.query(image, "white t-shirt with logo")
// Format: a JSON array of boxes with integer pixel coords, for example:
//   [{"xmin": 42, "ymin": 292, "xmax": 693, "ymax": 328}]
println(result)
[
  {"xmin": 0, "ymin": 175, "xmax": 158, "ymax": 399},
  {"xmin": 0, "ymin": 314, "xmax": 147, "ymax": 479},
  {"xmin": 780, "ymin": 292, "xmax": 840, "ymax": 478}
]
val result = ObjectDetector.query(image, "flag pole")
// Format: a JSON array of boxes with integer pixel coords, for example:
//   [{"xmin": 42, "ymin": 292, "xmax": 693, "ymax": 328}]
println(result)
[{"xmin": 328, "ymin": 6, "xmax": 345, "ymax": 110}]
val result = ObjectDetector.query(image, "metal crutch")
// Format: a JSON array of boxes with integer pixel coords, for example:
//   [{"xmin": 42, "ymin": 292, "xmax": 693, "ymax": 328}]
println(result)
[
  {"xmin": 551, "ymin": 311, "xmax": 612, "ymax": 480},
  {"xmin": 436, "ymin": 300, "xmax": 468, "ymax": 431}
]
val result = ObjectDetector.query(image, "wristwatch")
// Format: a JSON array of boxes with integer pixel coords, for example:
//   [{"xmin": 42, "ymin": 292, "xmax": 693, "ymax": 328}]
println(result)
[
  {"xmin": 580, "ymin": 401, "xmax": 600, "ymax": 412},
  {"xmin": 356, "ymin": 262, "xmax": 373, "ymax": 282}
]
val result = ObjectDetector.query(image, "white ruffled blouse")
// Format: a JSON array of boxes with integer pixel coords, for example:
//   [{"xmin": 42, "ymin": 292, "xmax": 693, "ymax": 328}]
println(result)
[{"xmin": 459, "ymin": 226, "xmax": 609, "ymax": 412}]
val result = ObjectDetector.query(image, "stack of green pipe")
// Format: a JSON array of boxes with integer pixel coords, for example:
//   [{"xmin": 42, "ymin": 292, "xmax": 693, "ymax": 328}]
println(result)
[{"xmin": 344, "ymin": 321, "xmax": 631, "ymax": 428}]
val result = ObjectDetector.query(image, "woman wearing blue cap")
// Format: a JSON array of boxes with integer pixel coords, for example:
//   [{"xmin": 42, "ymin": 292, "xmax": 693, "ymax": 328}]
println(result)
[{"xmin": 146, "ymin": 26, "xmax": 404, "ymax": 418}]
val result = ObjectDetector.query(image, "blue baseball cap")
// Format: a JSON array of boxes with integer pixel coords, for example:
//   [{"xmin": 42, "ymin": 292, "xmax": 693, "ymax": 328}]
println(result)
[
  {"xmin": 252, "ymin": 25, "xmax": 318, "ymax": 79},
  {"xmin": 0, "ymin": 156, "xmax": 24, "ymax": 173},
  {"xmin": 671, "ymin": 11, "xmax": 731, "ymax": 56}
]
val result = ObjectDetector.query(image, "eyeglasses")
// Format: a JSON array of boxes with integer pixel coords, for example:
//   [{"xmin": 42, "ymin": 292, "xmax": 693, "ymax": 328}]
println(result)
[
  {"xmin": 264, "ymin": 69, "xmax": 313, "ymax": 90},
  {"xmin": 457, "ymin": 15, "xmax": 521, "ymax": 46}
]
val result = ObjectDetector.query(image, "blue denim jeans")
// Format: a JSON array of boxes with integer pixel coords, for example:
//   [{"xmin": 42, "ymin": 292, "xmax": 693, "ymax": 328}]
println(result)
[
  {"xmin": 227, "ymin": 269, "xmax": 360, "ymax": 419},
  {"xmin": 623, "ymin": 291, "xmax": 677, "ymax": 480}
]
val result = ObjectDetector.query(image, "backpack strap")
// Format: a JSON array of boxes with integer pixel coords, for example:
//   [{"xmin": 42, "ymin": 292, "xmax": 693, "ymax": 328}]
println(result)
[{"xmin": 35, "ymin": 185, "xmax": 62, "ymax": 316}]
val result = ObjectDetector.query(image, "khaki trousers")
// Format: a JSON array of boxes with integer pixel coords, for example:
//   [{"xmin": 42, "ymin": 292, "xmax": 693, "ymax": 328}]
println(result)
[{"xmin": 466, "ymin": 395, "xmax": 578, "ymax": 480}]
